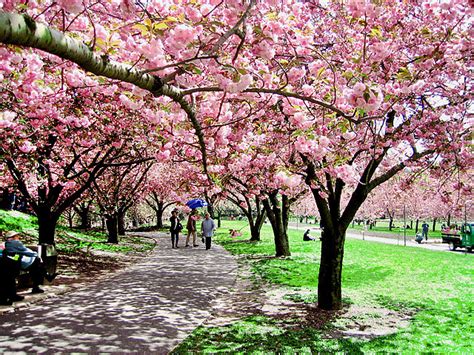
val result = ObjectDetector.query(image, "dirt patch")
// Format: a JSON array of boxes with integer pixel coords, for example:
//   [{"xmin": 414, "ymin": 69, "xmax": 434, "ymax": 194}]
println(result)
[
  {"xmin": 263, "ymin": 288, "xmax": 413, "ymax": 339},
  {"xmin": 206, "ymin": 257, "xmax": 414, "ymax": 340}
]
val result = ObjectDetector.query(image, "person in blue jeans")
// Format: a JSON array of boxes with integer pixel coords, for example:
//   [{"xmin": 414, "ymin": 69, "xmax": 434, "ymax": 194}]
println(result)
[
  {"xmin": 201, "ymin": 213, "xmax": 216, "ymax": 250},
  {"xmin": 421, "ymin": 222, "xmax": 429, "ymax": 241}
]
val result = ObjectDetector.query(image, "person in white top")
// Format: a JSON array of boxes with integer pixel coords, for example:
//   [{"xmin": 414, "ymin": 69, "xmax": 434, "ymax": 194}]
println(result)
[{"xmin": 201, "ymin": 213, "xmax": 216, "ymax": 250}]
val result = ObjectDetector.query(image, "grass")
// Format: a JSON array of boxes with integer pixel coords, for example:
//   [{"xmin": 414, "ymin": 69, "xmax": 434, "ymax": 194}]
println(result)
[
  {"xmin": 0, "ymin": 209, "xmax": 155, "ymax": 255},
  {"xmin": 174, "ymin": 220, "xmax": 474, "ymax": 353},
  {"xmin": 344, "ymin": 219, "xmax": 453, "ymax": 239},
  {"xmin": 290, "ymin": 217, "xmax": 464, "ymax": 239},
  {"xmin": 0, "ymin": 209, "xmax": 39, "ymax": 236}
]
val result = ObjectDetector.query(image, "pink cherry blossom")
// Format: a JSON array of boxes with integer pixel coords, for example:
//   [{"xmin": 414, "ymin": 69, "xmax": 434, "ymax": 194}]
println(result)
[{"xmin": 19, "ymin": 141, "xmax": 36, "ymax": 153}]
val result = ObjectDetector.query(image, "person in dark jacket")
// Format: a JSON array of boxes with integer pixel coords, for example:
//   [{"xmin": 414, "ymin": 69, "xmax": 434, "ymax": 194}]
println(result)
[
  {"xmin": 421, "ymin": 222, "xmax": 429, "ymax": 241},
  {"xmin": 4, "ymin": 231, "xmax": 52, "ymax": 294},
  {"xmin": 169, "ymin": 210, "xmax": 182, "ymax": 249},
  {"xmin": 0, "ymin": 240, "xmax": 22, "ymax": 305},
  {"xmin": 303, "ymin": 229, "xmax": 316, "ymax": 241}
]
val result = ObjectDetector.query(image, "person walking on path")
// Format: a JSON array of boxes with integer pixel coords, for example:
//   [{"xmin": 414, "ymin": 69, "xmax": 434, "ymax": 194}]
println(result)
[
  {"xmin": 186, "ymin": 209, "xmax": 199, "ymax": 247},
  {"xmin": 422, "ymin": 222, "xmax": 429, "ymax": 241},
  {"xmin": 169, "ymin": 210, "xmax": 182, "ymax": 249},
  {"xmin": 201, "ymin": 213, "xmax": 216, "ymax": 250}
]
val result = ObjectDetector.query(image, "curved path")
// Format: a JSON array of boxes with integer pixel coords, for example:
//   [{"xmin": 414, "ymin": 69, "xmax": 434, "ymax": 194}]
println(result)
[{"xmin": 0, "ymin": 232, "xmax": 238, "ymax": 353}]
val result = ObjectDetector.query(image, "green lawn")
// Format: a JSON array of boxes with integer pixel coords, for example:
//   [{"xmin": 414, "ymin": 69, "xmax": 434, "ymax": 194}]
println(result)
[
  {"xmin": 0, "ymin": 209, "xmax": 155, "ymax": 254},
  {"xmin": 174, "ymin": 220, "xmax": 474, "ymax": 353}
]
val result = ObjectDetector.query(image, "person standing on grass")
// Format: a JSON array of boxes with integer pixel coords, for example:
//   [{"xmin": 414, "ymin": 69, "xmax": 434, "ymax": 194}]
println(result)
[
  {"xmin": 201, "ymin": 213, "xmax": 216, "ymax": 250},
  {"xmin": 422, "ymin": 221, "xmax": 429, "ymax": 241}
]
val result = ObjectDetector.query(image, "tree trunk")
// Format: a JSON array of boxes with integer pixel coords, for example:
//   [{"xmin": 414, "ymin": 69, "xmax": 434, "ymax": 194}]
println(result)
[
  {"xmin": 389, "ymin": 216, "xmax": 394, "ymax": 231},
  {"xmin": 118, "ymin": 210, "xmax": 126, "ymax": 236},
  {"xmin": 155, "ymin": 210, "xmax": 163, "ymax": 229},
  {"xmin": 207, "ymin": 204, "xmax": 215, "ymax": 219},
  {"xmin": 106, "ymin": 215, "xmax": 119, "ymax": 243},
  {"xmin": 262, "ymin": 192, "xmax": 290, "ymax": 257},
  {"xmin": 37, "ymin": 207, "xmax": 59, "ymax": 245},
  {"xmin": 432, "ymin": 218, "xmax": 437, "ymax": 232},
  {"xmin": 249, "ymin": 209, "xmax": 266, "ymax": 242},
  {"xmin": 228, "ymin": 194, "xmax": 266, "ymax": 242},
  {"xmin": 318, "ymin": 228, "xmax": 345, "ymax": 310},
  {"xmin": 154, "ymin": 201, "xmax": 164, "ymax": 229},
  {"xmin": 447, "ymin": 213, "xmax": 451, "ymax": 227},
  {"xmin": 217, "ymin": 209, "xmax": 222, "ymax": 228},
  {"xmin": 67, "ymin": 213, "xmax": 74, "ymax": 228},
  {"xmin": 415, "ymin": 219, "xmax": 419, "ymax": 233},
  {"xmin": 77, "ymin": 206, "xmax": 91, "ymax": 229},
  {"xmin": 132, "ymin": 218, "xmax": 138, "ymax": 227}
]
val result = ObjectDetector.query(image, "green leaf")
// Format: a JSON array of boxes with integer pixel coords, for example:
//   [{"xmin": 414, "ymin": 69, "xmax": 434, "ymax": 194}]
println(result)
[
  {"xmin": 153, "ymin": 22, "xmax": 169, "ymax": 31},
  {"xmin": 133, "ymin": 24, "xmax": 150, "ymax": 36},
  {"xmin": 370, "ymin": 27, "xmax": 382, "ymax": 39},
  {"xmin": 396, "ymin": 67, "xmax": 412, "ymax": 81},
  {"xmin": 316, "ymin": 66, "xmax": 326, "ymax": 79}
]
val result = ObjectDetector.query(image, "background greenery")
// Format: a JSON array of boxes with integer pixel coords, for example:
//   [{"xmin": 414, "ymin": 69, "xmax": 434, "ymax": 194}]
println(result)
[{"xmin": 174, "ymin": 219, "xmax": 474, "ymax": 353}]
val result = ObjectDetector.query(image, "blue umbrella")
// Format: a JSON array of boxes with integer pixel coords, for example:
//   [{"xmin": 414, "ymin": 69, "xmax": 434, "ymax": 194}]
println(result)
[{"xmin": 186, "ymin": 198, "xmax": 208, "ymax": 209}]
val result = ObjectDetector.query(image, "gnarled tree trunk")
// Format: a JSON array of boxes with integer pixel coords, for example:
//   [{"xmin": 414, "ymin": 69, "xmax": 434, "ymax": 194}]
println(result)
[
  {"xmin": 249, "ymin": 209, "xmax": 266, "ymax": 242},
  {"xmin": 75, "ymin": 203, "xmax": 92, "ymax": 229},
  {"xmin": 155, "ymin": 204, "xmax": 164, "ymax": 229}
]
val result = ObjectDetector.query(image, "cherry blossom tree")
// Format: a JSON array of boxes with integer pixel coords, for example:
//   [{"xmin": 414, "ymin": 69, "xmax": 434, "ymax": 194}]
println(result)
[
  {"xmin": 144, "ymin": 162, "xmax": 197, "ymax": 228},
  {"xmin": 225, "ymin": 178, "xmax": 267, "ymax": 242},
  {"xmin": 1, "ymin": 87, "xmax": 163, "ymax": 243},
  {"xmin": 1, "ymin": 0, "xmax": 471, "ymax": 311},
  {"xmin": 93, "ymin": 162, "xmax": 153, "ymax": 243}
]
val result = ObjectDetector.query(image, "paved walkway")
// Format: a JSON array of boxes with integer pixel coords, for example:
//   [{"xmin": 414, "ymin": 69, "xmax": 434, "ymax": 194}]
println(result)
[{"xmin": 0, "ymin": 232, "xmax": 238, "ymax": 353}]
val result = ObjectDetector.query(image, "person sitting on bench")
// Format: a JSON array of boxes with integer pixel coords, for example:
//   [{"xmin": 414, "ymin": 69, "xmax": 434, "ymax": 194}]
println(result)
[
  {"xmin": 0, "ymin": 244, "xmax": 22, "ymax": 305},
  {"xmin": 4, "ymin": 231, "xmax": 55, "ymax": 294},
  {"xmin": 303, "ymin": 229, "xmax": 316, "ymax": 241}
]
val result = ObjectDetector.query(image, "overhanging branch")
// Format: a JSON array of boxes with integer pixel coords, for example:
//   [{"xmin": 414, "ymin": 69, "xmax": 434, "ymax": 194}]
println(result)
[{"xmin": 0, "ymin": 12, "xmax": 164, "ymax": 94}]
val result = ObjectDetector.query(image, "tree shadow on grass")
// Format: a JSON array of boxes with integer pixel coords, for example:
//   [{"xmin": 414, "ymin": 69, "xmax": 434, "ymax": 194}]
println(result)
[
  {"xmin": 172, "ymin": 314, "xmax": 367, "ymax": 354},
  {"xmin": 343, "ymin": 264, "xmax": 394, "ymax": 288}
]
